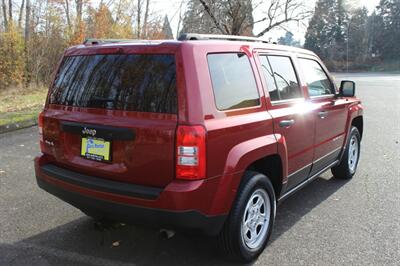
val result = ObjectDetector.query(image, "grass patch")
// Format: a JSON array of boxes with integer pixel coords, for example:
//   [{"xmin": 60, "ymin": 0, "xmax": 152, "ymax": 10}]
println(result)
[
  {"xmin": 0, "ymin": 106, "xmax": 43, "ymax": 126},
  {"xmin": 0, "ymin": 86, "xmax": 47, "ymax": 113},
  {"xmin": 0, "ymin": 86, "xmax": 47, "ymax": 127}
]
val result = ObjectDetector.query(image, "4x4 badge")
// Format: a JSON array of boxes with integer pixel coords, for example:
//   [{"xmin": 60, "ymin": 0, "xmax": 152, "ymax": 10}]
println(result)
[{"xmin": 82, "ymin": 127, "xmax": 96, "ymax": 136}]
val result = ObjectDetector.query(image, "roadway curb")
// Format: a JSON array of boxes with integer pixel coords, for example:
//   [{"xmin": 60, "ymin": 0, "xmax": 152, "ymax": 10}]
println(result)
[{"xmin": 0, "ymin": 118, "xmax": 38, "ymax": 134}]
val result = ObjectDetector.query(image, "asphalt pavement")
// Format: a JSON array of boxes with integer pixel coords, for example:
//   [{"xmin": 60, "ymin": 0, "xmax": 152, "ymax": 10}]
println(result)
[{"xmin": 0, "ymin": 73, "xmax": 399, "ymax": 265}]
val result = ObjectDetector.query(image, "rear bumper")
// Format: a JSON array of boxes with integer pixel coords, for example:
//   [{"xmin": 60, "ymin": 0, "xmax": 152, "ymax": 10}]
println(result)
[{"xmin": 34, "ymin": 156, "xmax": 227, "ymax": 235}]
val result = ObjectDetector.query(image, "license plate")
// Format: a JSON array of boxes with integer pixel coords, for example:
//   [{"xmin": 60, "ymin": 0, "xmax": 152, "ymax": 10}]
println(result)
[{"xmin": 81, "ymin": 137, "xmax": 111, "ymax": 162}]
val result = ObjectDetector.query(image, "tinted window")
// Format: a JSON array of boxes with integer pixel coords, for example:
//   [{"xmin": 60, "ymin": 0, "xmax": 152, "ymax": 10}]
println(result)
[
  {"xmin": 262, "ymin": 55, "xmax": 302, "ymax": 101},
  {"xmin": 299, "ymin": 58, "xmax": 333, "ymax": 96},
  {"xmin": 259, "ymin": 56, "xmax": 279, "ymax": 101},
  {"xmin": 208, "ymin": 53, "xmax": 260, "ymax": 110},
  {"xmin": 50, "ymin": 54, "xmax": 177, "ymax": 113}
]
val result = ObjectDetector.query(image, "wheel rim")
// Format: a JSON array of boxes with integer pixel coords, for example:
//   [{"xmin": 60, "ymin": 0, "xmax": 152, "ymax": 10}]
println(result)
[
  {"xmin": 348, "ymin": 135, "xmax": 359, "ymax": 173},
  {"xmin": 241, "ymin": 188, "xmax": 271, "ymax": 250}
]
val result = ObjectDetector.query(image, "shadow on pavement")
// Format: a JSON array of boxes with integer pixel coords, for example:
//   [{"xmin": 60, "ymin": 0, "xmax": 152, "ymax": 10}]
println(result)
[{"xmin": 1, "ymin": 175, "xmax": 348, "ymax": 266}]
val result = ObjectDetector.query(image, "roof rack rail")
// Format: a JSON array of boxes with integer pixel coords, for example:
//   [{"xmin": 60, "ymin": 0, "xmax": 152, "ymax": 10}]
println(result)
[
  {"xmin": 83, "ymin": 38, "xmax": 152, "ymax": 45},
  {"xmin": 178, "ymin": 33, "xmax": 269, "ymax": 44}
]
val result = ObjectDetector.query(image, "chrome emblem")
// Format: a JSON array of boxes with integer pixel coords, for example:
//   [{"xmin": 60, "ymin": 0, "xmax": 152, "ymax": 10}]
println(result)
[{"xmin": 82, "ymin": 127, "xmax": 96, "ymax": 136}]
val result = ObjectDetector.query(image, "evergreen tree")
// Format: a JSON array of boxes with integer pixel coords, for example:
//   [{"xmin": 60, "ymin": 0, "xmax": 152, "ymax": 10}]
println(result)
[
  {"xmin": 366, "ymin": 10, "xmax": 385, "ymax": 58},
  {"xmin": 277, "ymin": 32, "xmax": 301, "ymax": 47},
  {"xmin": 347, "ymin": 8, "xmax": 369, "ymax": 63},
  {"xmin": 378, "ymin": 0, "xmax": 400, "ymax": 60},
  {"xmin": 161, "ymin": 15, "xmax": 174, "ymax": 39},
  {"xmin": 304, "ymin": 0, "xmax": 349, "ymax": 69},
  {"xmin": 305, "ymin": 0, "xmax": 339, "ymax": 59},
  {"xmin": 181, "ymin": 0, "xmax": 220, "ymax": 34}
]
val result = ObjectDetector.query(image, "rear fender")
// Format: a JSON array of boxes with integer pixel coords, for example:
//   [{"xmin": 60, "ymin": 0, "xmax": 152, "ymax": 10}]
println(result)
[{"xmin": 208, "ymin": 134, "xmax": 288, "ymax": 214}]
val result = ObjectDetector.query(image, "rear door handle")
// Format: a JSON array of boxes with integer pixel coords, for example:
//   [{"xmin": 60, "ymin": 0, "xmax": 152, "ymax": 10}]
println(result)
[
  {"xmin": 279, "ymin": 119, "xmax": 295, "ymax": 128},
  {"xmin": 318, "ymin": 111, "xmax": 329, "ymax": 119}
]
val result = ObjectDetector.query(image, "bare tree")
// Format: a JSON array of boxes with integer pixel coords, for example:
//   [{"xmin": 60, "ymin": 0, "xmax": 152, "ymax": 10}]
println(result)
[
  {"xmin": 64, "ymin": 0, "xmax": 72, "ymax": 31},
  {"xmin": 7, "ymin": 0, "xmax": 11, "ymax": 23},
  {"xmin": 75, "ymin": 0, "xmax": 83, "ymax": 25},
  {"xmin": 198, "ymin": 0, "xmax": 229, "ymax": 33},
  {"xmin": 1, "ymin": 0, "xmax": 8, "ymax": 30},
  {"xmin": 25, "ymin": 0, "xmax": 30, "ymax": 42},
  {"xmin": 197, "ymin": 0, "xmax": 254, "ymax": 35},
  {"xmin": 24, "ymin": 0, "xmax": 31, "ymax": 85},
  {"xmin": 143, "ymin": 0, "xmax": 150, "ymax": 37},
  {"xmin": 18, "ymin": 0, "xmax": 25, "ymax": 28},
  {"xmin": 176, "ymin": 0, "xmax": 184, "ymax": 37},
  {"xmin": 198, "ymin": 0, "xmax": 312, "ymax": 37},
  {"xmin": 137, "ymin": 0, "xmax": 142, "ymax": 38},
  {"xmin": 254, "ymin": 0, "xmax": 312, "ymax": 37}
]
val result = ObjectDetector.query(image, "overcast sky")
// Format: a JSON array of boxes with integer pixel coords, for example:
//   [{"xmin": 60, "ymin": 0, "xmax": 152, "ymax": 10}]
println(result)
[{"xmin": 149, "ymin": 0, "xmax": 381, "ymax": 42}]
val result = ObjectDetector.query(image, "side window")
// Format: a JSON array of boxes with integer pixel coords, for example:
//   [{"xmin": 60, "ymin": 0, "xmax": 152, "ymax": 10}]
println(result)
[
  {"xmin": 207, "ymin": 53, "xmax": 260, "ymax": 111},
  {"xmin": 266, "ymin": 55, "xmax": 302, "ymax": 101},
  {"xmin": 298, "ymin": 58, "xmax": 334, "ymax": 97},
  {"xmin": 259, "ymin": 56, "xmax": 279, "ymax": 101}
]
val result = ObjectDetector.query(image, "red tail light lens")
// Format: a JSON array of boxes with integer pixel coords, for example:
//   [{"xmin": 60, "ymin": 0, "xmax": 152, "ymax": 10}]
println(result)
[{"xmin": 176, "ymin": 125, "xmax": 206, "ymax": 180}]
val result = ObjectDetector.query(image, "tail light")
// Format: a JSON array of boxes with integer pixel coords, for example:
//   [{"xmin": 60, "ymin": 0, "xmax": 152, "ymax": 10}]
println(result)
[
  {"xmin": 176, "ymin": 125, "xmax": 206, "ymax": 180},
  {"xmin": 38, "ymin": 112, "xmax": 45, "ymax": 152}
]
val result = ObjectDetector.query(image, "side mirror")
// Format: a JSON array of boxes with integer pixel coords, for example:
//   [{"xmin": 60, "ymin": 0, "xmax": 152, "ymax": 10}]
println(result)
[{"xmin": 339, "ymin": 80, "xmax": 356, "ymax": 97}]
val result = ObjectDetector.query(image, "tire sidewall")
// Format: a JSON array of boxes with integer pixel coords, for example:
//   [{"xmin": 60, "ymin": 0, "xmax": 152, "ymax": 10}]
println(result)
[
  {"xmin": 231, "ymin": 172, "xmax": 276, "ymax": 261},
  {"xmin": 346, "ymin": 127, "xmax": 361, "ymax": 175}
]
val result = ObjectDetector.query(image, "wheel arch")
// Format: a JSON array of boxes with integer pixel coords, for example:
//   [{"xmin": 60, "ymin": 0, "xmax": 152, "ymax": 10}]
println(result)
[
  {"xmin": 246, "ymin": 154, "xmax": 284, "ymax": 198},
  {"xmin": 351, "ymin": 116, "xmax": 363, "ymax": 140},
  {"xmin": 209, "ymin": 134, "xmax": 288, "ymax": 214}
]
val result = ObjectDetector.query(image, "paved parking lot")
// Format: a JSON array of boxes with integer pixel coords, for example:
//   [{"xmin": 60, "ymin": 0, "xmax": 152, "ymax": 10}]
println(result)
[{"xmin": 0, "ymin": 73, "xmax": 399, "ymax": 265}]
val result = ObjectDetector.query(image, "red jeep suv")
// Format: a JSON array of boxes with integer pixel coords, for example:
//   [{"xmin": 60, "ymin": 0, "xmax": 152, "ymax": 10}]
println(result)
[{"xmin": 34, "ymin": 34, "xmax": 363, "ymax": 262}]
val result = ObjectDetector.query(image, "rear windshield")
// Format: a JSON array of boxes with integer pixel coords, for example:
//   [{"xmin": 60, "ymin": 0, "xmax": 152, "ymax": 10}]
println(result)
[{"xmin": 49, "ymin": 54, "xmax": 177, "ymax": 114}]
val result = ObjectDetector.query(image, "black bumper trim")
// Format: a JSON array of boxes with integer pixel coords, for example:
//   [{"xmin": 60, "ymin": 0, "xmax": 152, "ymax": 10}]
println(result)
[
  {"xmin": 41, "ymin": 164, "xmax": 162, "ymax": 200},
  {"xmin": 36, "ymin": 175, "xmax": 226, "ymax": 235}
]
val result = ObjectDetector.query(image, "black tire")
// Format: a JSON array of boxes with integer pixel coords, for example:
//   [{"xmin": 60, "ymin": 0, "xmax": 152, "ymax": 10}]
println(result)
[
  {"xmin": 217, "ymin": 171, "xmax": 276, "ymax": 263},
  {"xmin": 331, "ymin": 126, "xmax": 361, "ymax": 179}
]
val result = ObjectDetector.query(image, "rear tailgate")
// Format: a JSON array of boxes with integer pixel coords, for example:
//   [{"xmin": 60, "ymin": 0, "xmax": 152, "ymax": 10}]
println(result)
[{"xmin": 41, "ymin": 52, "xmax": 178, "ymax": 188}]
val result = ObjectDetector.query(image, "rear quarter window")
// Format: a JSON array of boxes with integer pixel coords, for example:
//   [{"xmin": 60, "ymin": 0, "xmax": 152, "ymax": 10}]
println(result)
[
  {"xmin": 207, "ymin": 53, "xmax": 260, "ymax": 111},
  {"xmin": 49, "ymin": 54, "xmax": 177, "ymax": 114}
]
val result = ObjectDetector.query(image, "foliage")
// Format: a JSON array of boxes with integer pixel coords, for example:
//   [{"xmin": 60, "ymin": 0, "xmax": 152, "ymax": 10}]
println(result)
[
  {"xmin": 304, "ymin": 0, "xmax": 348, "ymax": 69},
  {"xmin": 347, "ymin": 8, "xmax": 368, "ymax": 62},
  {"xmin": 0, "ymin": 25, "xmax": 25, "ymax": 89},
  {"xmin": 277, "ymin": 32, "xmax": 301, "ymax": 47},
  {"xmin": 0, "ymin": 0, "xmax": 398, "ymax": 94},
  {"xmin": 0, "ymin": 0, "xmax": 171, "ymax": 92},
  {"xmin": 305, "ymin": 0, "xmax": 400, "ymax": 71},
  {"xmin": 377, "ymin": 0, "xmax": 400, "ymax": 60}
]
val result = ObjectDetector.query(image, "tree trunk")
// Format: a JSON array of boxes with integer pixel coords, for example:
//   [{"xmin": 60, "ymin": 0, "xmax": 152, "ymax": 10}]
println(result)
[
  {"xmin": 18, "ymin": 0, "xmax": 24, "ymax": 28},
  {"xmin": 137, "ymin": 0, "xmax": 142, "ymax": 38},
  {"xmin": 8, "ymin": 0, "xmax": 11, "ymax": 23},
  {"xmin": 1, "ymin": 0, "xmax": 8, "ymax": 30},
  {"xmin": 25, "ymin": 0, "xmax": 30, "ymax": 42},
  {"xmin": 25, "ymin": 0, "xmax": 31, "ymax": 86},
  {"xmin": 143, "ymin": 0, "xmax": 150, "ymax": 38},
  {"xmin": 65, "ymin": 0, "xmax": 71, "ymax": 32},
  {"xmin": 176, "ymin": 1, "xmax": 183, "ymax": 38},
  {"xmin": 75, "ymin": 0, "xmax": 83, "ymax": 26}
]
